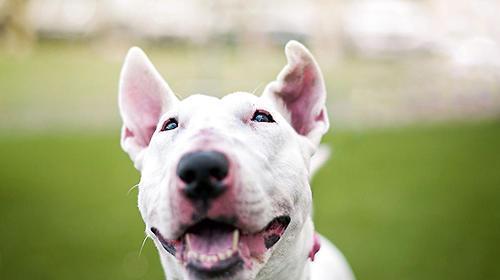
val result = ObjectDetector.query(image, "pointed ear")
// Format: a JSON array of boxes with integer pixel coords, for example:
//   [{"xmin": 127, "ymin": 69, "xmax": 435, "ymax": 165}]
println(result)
[
  {"xmin": 263, "ymin": 41, "xmax": 329, "ymax": 147},
  {"xmin": 118, "ymin": 47, "xmax": 179, "ymax": 169}
]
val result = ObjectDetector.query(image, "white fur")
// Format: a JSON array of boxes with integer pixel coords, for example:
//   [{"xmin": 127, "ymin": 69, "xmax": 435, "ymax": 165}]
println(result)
[{"xmin": 118, "ymin": 41, "xmax": 355, "ymax": 280}]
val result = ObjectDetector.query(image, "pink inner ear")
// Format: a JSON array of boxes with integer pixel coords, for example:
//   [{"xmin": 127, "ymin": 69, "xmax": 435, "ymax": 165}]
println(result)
[
  {"xmin": 123, "ymin": 124, "xmax": 156, "ymax": 149},
  {"xmin": 279, "ymin": 65, "xmax": 321, "ymax": 135},
  {"xmin": 123, "ymin": 123, "xmax": 158, "ymax": 149},
  {"xmin": 122, "ymin": 76, "xmax": 165, "ymax": 147},
  {"xmin": 133, "ymin": 95, "xmax": 162, "ymax": 146},
  {"xmin": 142, "ymin": 125, "xmax": 158, "ymax": 146}
]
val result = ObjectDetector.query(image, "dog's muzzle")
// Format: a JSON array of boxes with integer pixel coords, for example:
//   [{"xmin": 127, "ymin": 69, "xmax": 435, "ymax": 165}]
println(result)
[{"xmin": 151, "ymin": 150, "xmax": 291, "ymax": 277}]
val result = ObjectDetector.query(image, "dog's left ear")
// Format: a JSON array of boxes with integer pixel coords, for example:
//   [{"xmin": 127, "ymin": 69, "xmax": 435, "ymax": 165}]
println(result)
[
  {"xmin": 263, "ymin": 41, "xmax": 329, "ymax": 147},
  {"xmin": 119, "ymin": 47, "xmax": 179, "ymax": 170}
]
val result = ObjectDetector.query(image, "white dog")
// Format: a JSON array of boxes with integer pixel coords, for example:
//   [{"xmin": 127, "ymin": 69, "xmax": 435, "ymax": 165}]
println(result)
[{"xmin": 118, "ymin": 41, "xmax": 355, "ymax": 280}]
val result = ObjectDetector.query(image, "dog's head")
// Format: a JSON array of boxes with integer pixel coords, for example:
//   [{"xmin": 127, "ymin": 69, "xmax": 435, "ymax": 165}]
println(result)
[{"xmin": 118, "ymin": 41, "xmax": 329, "ymax": 279}]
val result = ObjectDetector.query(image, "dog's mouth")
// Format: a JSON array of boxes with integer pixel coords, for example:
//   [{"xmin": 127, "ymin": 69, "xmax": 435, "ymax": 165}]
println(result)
[{"xmin": 151, "ymin": 216, "xmax": 290, "ymax": 277}]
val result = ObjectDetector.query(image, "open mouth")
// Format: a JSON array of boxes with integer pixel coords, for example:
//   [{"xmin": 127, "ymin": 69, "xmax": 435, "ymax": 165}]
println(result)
[{"xmin": 151, "ymin": 216, "xmax": 290, "ymax": 277}]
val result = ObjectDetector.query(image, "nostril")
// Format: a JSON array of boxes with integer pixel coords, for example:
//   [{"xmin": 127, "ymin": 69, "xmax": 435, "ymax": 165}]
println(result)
[
  {"xmin": 179, "ymin": 169, "xmax": 196, "ymax": 184},
  {"xmin": 209, "ymin": 167, "xmax": 227, "ymax": 181}
]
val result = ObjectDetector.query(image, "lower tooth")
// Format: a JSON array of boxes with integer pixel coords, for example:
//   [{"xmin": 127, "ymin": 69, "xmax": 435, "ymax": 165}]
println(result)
[
  {"xmin": 217, "ymin": 252, "xmax": 226, "ymax": 260},
  {"xmin": 187, "ymin": 251, "xmax": 199, "ymax": 260},
  {"xmin": 225, "ymin": 250, "xmax": 233, "ymax": 259},
  {"xmin": 232, "ymin": 230, "xmax": 239, "ymax": 250},
  {"xmin": 186, "ymin": 234, "xmax": 192, "ymax": 250}
]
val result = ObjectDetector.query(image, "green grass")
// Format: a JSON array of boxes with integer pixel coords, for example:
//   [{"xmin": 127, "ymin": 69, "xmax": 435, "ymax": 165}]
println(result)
[{"xmin": 1, "ymin": 121, "xmax": 499, "ymax": 279}]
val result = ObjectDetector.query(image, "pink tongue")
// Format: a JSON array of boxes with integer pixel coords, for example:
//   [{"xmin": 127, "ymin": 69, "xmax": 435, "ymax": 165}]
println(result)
[{"xmin": 188, "ymin": 227, "xmax": 234, "ymax": 255}]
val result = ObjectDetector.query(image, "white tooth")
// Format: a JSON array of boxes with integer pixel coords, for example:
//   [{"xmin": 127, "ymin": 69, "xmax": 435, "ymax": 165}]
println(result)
[
  {"xmin": 185, "ymin": 234, "xmax": 192, "ymax": 250},
  {"xmin": 200, "ymin": 254, "xmax": 208, "ymax": 262},
  {"xmin": 217, "ymin": 252, "xmax": 226, "ymax": 260},
  {"xmin": 232, "ymin": 230, "xmax": 239, "ymax": 251},
  {"xmin": 187, "ymin": 251, "xmax": 194, "ymax": 259},
  {"xmin": 209, "ymin": 255, "xmax": 218, "ymax": 263},
  {"xmin": 225, "ymin": 249, "xmax": 233, "ymax": 259},
  {"xmin": 187, "ymin": 251, "xmax": 199, "ymax": 260}
]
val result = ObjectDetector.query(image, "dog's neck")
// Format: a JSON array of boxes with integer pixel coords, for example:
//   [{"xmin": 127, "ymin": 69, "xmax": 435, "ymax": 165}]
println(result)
[{"xmin": 156, "ymin": 217, "xmax": 315, "ymax": 280}]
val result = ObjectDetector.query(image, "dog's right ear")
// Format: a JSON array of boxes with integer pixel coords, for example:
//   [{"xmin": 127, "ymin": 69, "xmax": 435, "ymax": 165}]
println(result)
[
  {"xmin": 262, "ymin": 41, "xmax": 329, "ymax": 148},
  {"xmin": 118, "ymin": 47, "xmax": 179, "ymax": 170}
]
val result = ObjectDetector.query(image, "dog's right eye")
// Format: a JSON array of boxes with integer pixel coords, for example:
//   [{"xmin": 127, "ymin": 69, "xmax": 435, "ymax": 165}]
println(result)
[
  {"xmin": 161, "ymin": 118, "xmax": 178, "ymax": 131},
  {"xmin": 252, "ymin": 110, "xmax": 275, "ymax": 123}
]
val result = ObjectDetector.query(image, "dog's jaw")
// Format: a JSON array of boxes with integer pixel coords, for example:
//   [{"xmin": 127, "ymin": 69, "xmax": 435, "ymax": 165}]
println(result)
[
  {"xmin": 150, "ymin": 216, "xmax": 292, "ymax": 279},
  {"xmin": 154, "ymin": 216, "xmax": 316, "ymax": 280}
]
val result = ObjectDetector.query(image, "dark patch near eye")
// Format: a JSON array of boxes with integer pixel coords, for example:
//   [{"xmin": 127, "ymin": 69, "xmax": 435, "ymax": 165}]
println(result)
[
  {"xmin": 274, "ymin": 215, "xmax": 291, "ymax": 226},
  {"xmin": 264, "ymin": 234, "xmax": 281, "ymax": 249},
  {"xmin": 161, "ymin": 241, "xmax": 177, "ymax": 256},
  {"xmin": 251, "ymin": 110, "xmax": 275, "ymax": 123},
  {"xmin": 150, "ymin": 227, "xmax": 177, "ymax": 256},
  {"xmin": 161, "ymin": 118, "xmax": 178, "ymax": 131}
]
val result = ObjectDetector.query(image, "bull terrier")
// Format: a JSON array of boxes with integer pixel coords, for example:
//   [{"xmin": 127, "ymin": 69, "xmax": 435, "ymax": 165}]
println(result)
[{"xmin": 118, "ymin": 40, "xmax": 355, "ymax": 280}]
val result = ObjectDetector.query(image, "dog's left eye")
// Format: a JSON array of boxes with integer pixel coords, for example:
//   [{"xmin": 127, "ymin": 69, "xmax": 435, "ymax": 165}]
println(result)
[
  {"xmin": 252, "ymin": 110, "xmax": 275, "ymax": 123},
  {"xmin": 161, "ymin": 118, "xmax": 178, "ymax": 131}
]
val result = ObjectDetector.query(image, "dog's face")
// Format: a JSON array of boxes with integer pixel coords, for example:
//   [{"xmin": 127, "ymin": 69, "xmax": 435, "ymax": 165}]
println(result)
[{"xmin": 119, "ymin": 41, "xmax": 329, "ymax": 280}]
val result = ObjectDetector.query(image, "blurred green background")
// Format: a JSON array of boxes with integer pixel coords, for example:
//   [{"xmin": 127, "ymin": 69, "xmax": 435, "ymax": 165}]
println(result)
[
  {"xmin": 1, "ymin": 120, "xmax": 500, "ymax": 280},
  {"xmin": 1, "ymin": 1, "xmax": 500, "ymax": 279}
]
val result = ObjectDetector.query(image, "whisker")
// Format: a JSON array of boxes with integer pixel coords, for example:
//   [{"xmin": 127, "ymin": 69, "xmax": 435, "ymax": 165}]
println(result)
[
  {"xmin": 138, "ymin": 235, "xmax": 150, "ymax": 257},
  {"xmin": 251, "ymin": 84, "xmax": 264, "ymax": 95},
  {"xmin": 127, "ymin": 183, "xmax": 140, "ymax": 195}
]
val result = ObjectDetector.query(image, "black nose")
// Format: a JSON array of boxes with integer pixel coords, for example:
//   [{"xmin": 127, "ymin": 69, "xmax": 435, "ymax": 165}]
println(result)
[{"xmin": 177, "ymin": 151, "xmax": 229, "ymax": 202}]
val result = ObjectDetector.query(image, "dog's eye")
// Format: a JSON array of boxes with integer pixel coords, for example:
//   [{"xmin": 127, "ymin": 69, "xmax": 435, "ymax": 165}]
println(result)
[
  {"xmin": 252, "ymin": 110, "xmax": 275, "ymax": 123},
  {"xmin": 161, "ymin": 118, "xmax": 178, "ymax": 131}
]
